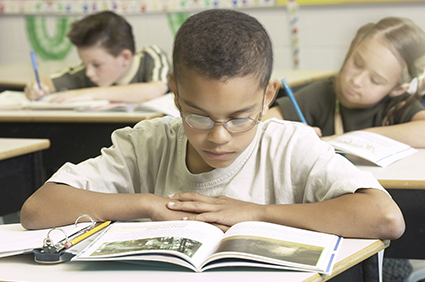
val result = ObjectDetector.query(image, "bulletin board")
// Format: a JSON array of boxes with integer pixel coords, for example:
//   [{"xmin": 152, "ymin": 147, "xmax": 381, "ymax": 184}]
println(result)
[
  {"xmin": 0, "ymin": 0, "xmax": 274, "ymax": 15},
  {"xmin": 278, "ymin": 0, "xmax": 424, "ymax": 4},
  {"xmin": 0, "ymin": 0, "xmax": 421, "ymax": 15}
]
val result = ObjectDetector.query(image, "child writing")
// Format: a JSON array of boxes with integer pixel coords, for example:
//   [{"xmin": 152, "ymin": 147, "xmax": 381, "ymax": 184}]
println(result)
[
  {"xmin": 21, "ymin": 9, "xmax": 404, "ymax": 242},
  {"xmin": 264, "ymin": 17, "xmax": 425, "ymax": 148},
  {"xmin": 24, "ymin": 11, "xmax": 170, "ymax": 104}
]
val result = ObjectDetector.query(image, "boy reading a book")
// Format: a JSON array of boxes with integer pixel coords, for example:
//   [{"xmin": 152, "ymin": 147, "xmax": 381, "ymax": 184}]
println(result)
[
  {"xmin": 21, "ymin": 9, "xmax": 405, "ymax": 241},
  {"xmin": 24, "ymin": 11, "xmax": 170, "ymax": 104}
]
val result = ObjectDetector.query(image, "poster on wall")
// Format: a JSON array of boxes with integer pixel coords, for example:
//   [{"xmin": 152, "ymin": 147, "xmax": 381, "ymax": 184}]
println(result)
[
  {"xmin": 276, "ymin": 0, "xmax": 424, "ymax": 6},
  {"xmin": 0, "ymin": 0, "xmax": 275, "ymax": 15}
]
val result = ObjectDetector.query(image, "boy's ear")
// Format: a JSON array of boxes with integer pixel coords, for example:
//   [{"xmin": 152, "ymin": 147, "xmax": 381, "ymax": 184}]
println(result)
[
  {"xmin": 389, "ymin": 83, "xmax": 410, "ymax": 97},
  {"xmin": 262, "ymin": 79, "xmax": 280, "ymax": 115},
  {"xmin": 168, "ymin": 72, "xmax": 179, "ymax": 107},
  {"xmin": 168, "ymin": 72, "xmax": 176, "ymax": 94},
  {"xmin": 119, "ymin": 49, "xmax": 133, "ymax": 66}
]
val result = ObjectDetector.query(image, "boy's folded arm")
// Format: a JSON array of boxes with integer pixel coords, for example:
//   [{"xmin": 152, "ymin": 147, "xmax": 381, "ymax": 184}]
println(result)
[
  {"xmin": 261, "ymin": 188, "xmax": 405, "ymax": 240},
  {"xmin": 168, "ymin": 189, "xmax": 405, "ymax": 240},
  {"xmin": 101, "ymin": 81, "xmax": 169, "ymax": 103},
  {"xmin": 20, "ymin": 182, "xmax": 194, "ymax": 230}
]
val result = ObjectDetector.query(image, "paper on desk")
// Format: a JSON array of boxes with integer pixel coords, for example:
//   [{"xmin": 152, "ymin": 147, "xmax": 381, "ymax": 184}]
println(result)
[
  {"xmin": 327, "ymin": 131, "xmax": 417, "ymax": 167},
  {"xmin": 0, "ymin": 222, "xmax": 92, "ymax": 258},
  {"xmin": 0, "ymin": 90, "xmax": 110, "ymax": 110},
  {"xmin": 76, "ymin": 93, "xmax": 180, "ymax": 117},
  {"xmin": 0, "ymin": 90, "xmax": 28, "ymax": 109}
]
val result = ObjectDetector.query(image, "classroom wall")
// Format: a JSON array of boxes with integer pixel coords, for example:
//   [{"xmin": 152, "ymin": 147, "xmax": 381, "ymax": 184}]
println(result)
[{"xmin": 1, "ymin": 1, "xmax": 425, "ymax": 72}]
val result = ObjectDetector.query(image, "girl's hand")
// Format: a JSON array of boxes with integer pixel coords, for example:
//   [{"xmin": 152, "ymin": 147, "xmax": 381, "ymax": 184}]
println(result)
[
  {"xmin": 167, "ymin": 193, "xmax": 265, "ymax": 232},
  {"xmin": 320, "ymin": 135, "xmax": 336, "ymax": 141},
  {"xmin": 311, "ymin": 126, "xmax": 322, "ymax": 137}
]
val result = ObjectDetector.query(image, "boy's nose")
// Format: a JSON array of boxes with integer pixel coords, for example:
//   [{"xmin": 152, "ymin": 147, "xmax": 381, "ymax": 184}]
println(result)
[{"xmin": 207, "ymin": 124, "xmax": 232, "ymax": 145}]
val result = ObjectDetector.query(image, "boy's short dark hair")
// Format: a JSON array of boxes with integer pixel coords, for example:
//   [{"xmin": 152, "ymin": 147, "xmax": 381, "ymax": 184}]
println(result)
[
  {"xmin": 172, "ymin": 9, "xmax": 273, "ymax": 89},
  {"xmin": 67, "ymin": 11, "xmax": 135, "ymax": 56}
]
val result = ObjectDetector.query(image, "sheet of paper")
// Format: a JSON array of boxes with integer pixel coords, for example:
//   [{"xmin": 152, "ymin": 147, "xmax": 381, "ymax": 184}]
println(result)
[{"xmin": 0, "ymin": 223, "xmax": 93, "ymax": 258}]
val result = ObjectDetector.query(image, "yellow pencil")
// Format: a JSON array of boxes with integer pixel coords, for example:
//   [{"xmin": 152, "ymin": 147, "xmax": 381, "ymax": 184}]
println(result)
[{"xmin": 64, "ymin": 221, "xmax": 112, "ymax": 249}]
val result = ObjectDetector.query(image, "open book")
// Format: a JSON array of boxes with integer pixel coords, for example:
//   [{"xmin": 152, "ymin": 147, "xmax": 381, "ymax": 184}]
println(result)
[
  {"xmin": 327, "ymin": 131, "xmax": 417, "ymax": 167},
  {"xmin": 76, "ymin": 93, "xmax": 179, "ymax": 117},
  {"xmin": 0, "ymin": 90, "xmax": 179, "ymax": 116},
  {"xmin": 73, "ymin": 220, "xmax": 342, "ymax": 275},
  {"xmin": 0, "ymin": 90, "xmax": 110, "ymax": 110}
]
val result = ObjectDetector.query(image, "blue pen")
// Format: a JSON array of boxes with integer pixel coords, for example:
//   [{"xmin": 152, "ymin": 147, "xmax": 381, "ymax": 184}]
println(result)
[
  {"xmin": 30, "ymin": 50, "xmax": 42, "ymax": 90},
  {"xmin": 281, "ymin": 78, "xmax": 307, "ymax": 124}
]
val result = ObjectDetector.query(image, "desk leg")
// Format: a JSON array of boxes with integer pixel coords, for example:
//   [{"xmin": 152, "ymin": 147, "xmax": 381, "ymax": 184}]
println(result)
[
  {"xmin": 31, "ymin": 151, "xmax": 45, "ymax": 189},
  {"xmin": 0, "ymin": 151, "xmax": 45, "ymax": 216},
  {"xmin": 328, "ymin": 254, "xmax": 379, "ymax": 282},
  {"xmin": 363, "ymin": 254, "xmax": 380, "ymax": 282}
]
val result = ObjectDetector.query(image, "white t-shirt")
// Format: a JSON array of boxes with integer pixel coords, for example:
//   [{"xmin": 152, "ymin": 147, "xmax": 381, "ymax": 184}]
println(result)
[{"xmin": 48, "ymin": 117, "xmax": 385, "ymax": 204}]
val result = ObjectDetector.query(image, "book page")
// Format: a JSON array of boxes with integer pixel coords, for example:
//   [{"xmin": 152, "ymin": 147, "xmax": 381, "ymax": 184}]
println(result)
[
  {"xmin": 23, "ymin": 93, "xmax": 110, "ymax": 110},
  {"xmin": 73, "ymin": 221, "xmax": 224, "ymax": 271},
  {"xmin": 76, "ymin": 103, "xmax": 137, "ymax": 112},
  {"xmin": 0, "ymin": 90, "xmax": 110, "ymax": 110},
  {"xmin": 74, "ymin": 93, "xmax": 179, "ymax": 116},
  {"xmin": 134, "ymin": 93, "xmax": 180, "ymax": 117},
  {"xmin": 327, "ymin": 131, "xmax": 417, "ymax": 167},
  {"xmin": 0, "ymin": 90, "xmax": 28, "ymax": 109},
  {"xmin": 202, "ymin": 221, "xmax": 341, "ymax": 274}
]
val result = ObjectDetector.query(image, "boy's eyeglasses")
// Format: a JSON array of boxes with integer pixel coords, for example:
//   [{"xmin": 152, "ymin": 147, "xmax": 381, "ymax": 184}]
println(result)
[
  {"xmin": 175, "ymin": 82, "xmax": 265, "ymax": 133},
  {"xmin": 180, "ymin": 112, "xmax": 261, "ymax": 133}
]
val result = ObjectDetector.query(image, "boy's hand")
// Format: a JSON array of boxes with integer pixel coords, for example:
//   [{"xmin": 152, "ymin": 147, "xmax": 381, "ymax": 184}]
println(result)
[
  {"xmin": 48, "ymin": 90, "xmax": 93, "ymax": 103},
  {"xmin": 24, "ymin": 81, "xmax": 50, "ymax": 101},
  {"xmin": 148, "ymin": 194, "xmax": 198, "ymax": 222},
  {"xmin": 167, "ymin": 193, "xmax": 264, "ymax": 232}
]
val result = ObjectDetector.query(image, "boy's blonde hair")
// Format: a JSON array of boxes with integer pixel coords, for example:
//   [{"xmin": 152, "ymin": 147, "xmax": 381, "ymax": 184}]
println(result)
[{"xmin": 338, "ymin": 17, "xmax": 425, "ymax": 125}]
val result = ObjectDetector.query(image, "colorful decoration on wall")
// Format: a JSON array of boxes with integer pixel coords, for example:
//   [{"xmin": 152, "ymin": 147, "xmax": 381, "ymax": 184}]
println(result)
[
  {"xmin": 26, "ymin": 16, "xmax": 74, "ymax": 60},
  {"xmin": 0, "ymin": 0, "xmax": 274, "ymax": 15},
  {"xmin": 286, "ymin": 0, "xmax": 299, "ymax": 69},
  {"xmin": 167, "ymin": 12, "xmax": 190, "ymax": 35}
]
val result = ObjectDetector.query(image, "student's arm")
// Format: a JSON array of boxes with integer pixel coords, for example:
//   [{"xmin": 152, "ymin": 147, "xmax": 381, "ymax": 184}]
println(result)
[
  {"xmin": 361, "ymin": 110, "xmax": 425, "ymax": 147},
  {"xmin": 47, "ymin": 81, "xmax": 168, "ymax": 103},
  {"xmin": 20, "ymin": 182, "xmax": 194, "ymax": 230},
  {"xmin": 24, "ymin": 76, "xmax": 57, "ymax": 101},
  {"xmin": 167, "ymin": 188, "xmax": 405, "ymax": 240}
]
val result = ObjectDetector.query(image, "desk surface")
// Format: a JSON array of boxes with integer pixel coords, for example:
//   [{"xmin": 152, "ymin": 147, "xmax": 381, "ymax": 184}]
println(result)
[
  {"xmin": 0, "ymin": 232, "xmax": 387, "ymax": 282},
  {"xmin": 0, "ymin": 109, "xmax": 163, "ymax": 123},
  {"xmin": 271, "ymin": 69, "xmax": 337, "ymax": 88},
  {"xmin": 355, "ymin": 148, "xmax": 425, "ymax": 189},
  {"xmin": 0, "ymin": 138, "xmax": 50, "ymax": 161},
  {"xmin": 0, "ymin": 60, "xmax": 336, "ymax": 89}
]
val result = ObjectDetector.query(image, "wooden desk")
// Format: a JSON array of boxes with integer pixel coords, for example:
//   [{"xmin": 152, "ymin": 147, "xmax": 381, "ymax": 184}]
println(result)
[
  {"xmin": 271, "ymin": 69, "xmax": 337, "ymax": 100},
  {"xmin": 0, "ymin": 138, "xmax": 50, "ymax": 216},
  {"xmin": 272, "ymin": 69, "xmax": 337, "ymax": 89},
  {"xmin": 0, "ymin": 61, "xmax": 336, "ymax": 91},
  {"xmin": 0, "ymin": 110, "xmax": 162, "ymax": 179},
  {"xmin": 356, "ymin": 149, "xmax": 425, "ymax": 259},
  {"xmin": 0, "ymin": 61, "xmax": 78, "ymax": 90},
  {"xmin": 0, "ymin": 232, "xmax": 388, "ymax": 282}
]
